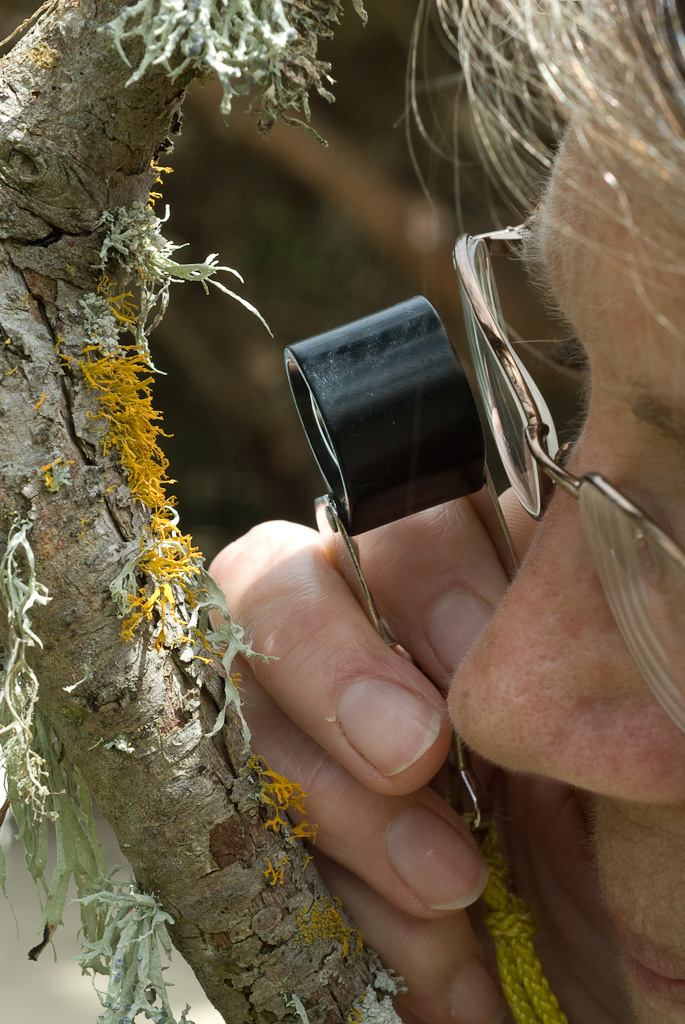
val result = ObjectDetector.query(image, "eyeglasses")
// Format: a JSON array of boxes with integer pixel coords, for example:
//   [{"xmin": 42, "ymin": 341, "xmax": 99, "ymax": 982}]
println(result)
[{"xmin": 454, "ymin": 224, "xmax": 685, "ymax": 736}]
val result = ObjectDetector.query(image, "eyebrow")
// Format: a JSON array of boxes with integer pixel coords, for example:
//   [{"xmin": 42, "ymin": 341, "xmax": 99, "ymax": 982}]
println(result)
[
  {"xmin": 630, "ymin": 386, "xmax": 685, "ymax": 445},
  {"xmin": 517, "ymin": 222, "xmax": 685, "ymax": 450}
]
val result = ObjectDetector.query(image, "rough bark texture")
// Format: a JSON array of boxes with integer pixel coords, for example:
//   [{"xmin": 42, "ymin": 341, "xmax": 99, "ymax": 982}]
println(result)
[{"xmin": 0, "ymin": 2, "xmax": 387, "ymax": 1020}]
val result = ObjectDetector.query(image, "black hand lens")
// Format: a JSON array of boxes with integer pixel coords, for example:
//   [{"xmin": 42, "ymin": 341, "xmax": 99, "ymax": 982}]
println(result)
[
  {"xmin": 284, "ymin": 296, "xmax": 490, "ymax": 829},
  {"xmin": 284, "ymin": 296, "xmax": 485, "ymax": 536}
]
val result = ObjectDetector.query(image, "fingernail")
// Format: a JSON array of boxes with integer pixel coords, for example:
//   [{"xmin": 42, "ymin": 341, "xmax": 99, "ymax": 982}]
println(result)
[
  {"xmin": 449, "ymin": 958, "xmax": 506, "ymax": 1024},
  {"xmin": 384, "ymin": 805, "xmax": 489, "ymax": 910},
  {"xmin": 336, "ymin": 678, "xmax": 441, "ymax": 776},
  {"xmin": 427, "ymin": 592, "xmax": 493, "ymax": 672}
]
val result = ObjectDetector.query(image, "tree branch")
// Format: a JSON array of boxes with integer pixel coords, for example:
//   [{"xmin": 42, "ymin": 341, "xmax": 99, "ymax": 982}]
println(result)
[{"xmin": 0, "ymin": 2, "xmax": 398, "ymax": 1021}]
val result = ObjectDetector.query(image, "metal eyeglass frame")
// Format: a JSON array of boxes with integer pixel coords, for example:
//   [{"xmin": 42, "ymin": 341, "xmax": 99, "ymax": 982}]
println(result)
[{"xmin": 453, "ymin": 224, "xmax": 685, "ymax": 734}]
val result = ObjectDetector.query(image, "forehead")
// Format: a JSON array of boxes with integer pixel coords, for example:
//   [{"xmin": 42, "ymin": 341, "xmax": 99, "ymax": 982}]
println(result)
[{"xmin": 534, "ymin": 134, "xmax": 685, "ymax": 438}]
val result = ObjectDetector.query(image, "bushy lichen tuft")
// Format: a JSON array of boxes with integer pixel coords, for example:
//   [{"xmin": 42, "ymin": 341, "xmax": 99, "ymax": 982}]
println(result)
[
  {"xmin": 75, "ymin": 879, "xmax": 195, "ymax": 1024},
  {"xmin": 0, "ymin": 517, "xmax": 52, "ymax": 819},
  {"xmin": 95, "ymin": 202, "xmax": 269, "ymax": 363},
  {"xmin": 102, "ymin": 0, "xmax": 367, "ymax": 135},
  {"xmin": 0, "ymin": 522, "xmax": 111, "ymax": 945}
]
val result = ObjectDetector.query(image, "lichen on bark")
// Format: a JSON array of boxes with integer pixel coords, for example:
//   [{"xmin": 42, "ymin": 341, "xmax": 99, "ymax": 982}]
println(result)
[
  {"xmin": 103, "ymin": 0, "xmax": 367, "ymax": 134},
  {"xmin": 0, "ymin": 1, "xmax": 399, "ymax": 1022}
]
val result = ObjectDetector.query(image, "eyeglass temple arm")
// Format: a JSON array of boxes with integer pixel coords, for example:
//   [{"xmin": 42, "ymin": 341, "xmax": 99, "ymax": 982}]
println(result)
[
  {"xmin": 474, "ymin": 224, "xmax": 525, "ymax": 257},
  {"xmin": 526, "ymin": 425, "xmax": 581, "ymax": 499}
]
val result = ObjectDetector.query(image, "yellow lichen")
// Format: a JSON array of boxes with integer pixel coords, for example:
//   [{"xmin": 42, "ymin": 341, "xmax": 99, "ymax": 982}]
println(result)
[
  {"xmin": 25, "ymin": 42, "xmax": 59, "ymax": 69},
  {"xmin": 75, "ymin": 245, "xmax": 262, "ymax": 671},
  {"xmin": 297, "ymin": 896, "xmax": 363, "ymax": 960},
  {"xmin": 78, "ymin": 339, "xmax": 202, "ymax": 646},
  {"xmin": 97, "ymin": 275, "xmax": 139, "ymax": 327},
  {"xmin": 245, "ymin": 754, "xmax": 318, "ymax": 844},
  {"xmin": 79, "ymin": 343, "xmax": 171, "ymax": 508},
  {"xmin": 263, "ymin": 855, "xmax": 289, "ymax": 886},
  {"xmin": 149, "ymin": 161, "xmax": 173, "ymax": 208},
  {"xmin": 34, "ymin": 392, "xmax": 49, "ymax": 410}
]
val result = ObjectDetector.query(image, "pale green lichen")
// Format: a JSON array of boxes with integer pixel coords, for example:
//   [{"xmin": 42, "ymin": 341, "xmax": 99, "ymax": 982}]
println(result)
[
  {"xmin": 288, "ymin": 984, "xmax": 403, "ymax": 1024},
  {"xmin": 102, "ymin": 0, "xmax": 367, "ymax": 134},
  {"xmin": 41, "ymin": 457, "xmax": 72, "ymax": 492},
  {"xmin": 286, "ymin": 992, "xmax": 310, "ymax": 1023},
  {"xmin": 348, "ymin": 957, "xmax": 406, "ymax": 1023},
  {"xmin": 184, "ymin": 567, "xmax": 270, "ymax": 744},
  {"xmin": 15, "ymin": 714, "xmax": 109, "ymax": 940},
  {"xmin": 75, "ymin": 879, "xmax": 194, "ymax": 1024},
  {"xmin": 0, "ymin": 517, "xmax": 52, "ymax": 819},
  {"xmin": 0, "ymin": 523, "xmax": 115, "ymax": 951},
  {"xmin": 95, "ymin": 202, "xmax": 269, "ymax": 363},
  {"xmin": 371, "ymin": 962, "xmax": 405, "ymax": 997},
  {"xmin": 79, "ymin": 292, "xmax": 122, "ymax": 352},
  {"xmin": 347, "ymin": 987, "xmax": 404, "ymax": 1024}
]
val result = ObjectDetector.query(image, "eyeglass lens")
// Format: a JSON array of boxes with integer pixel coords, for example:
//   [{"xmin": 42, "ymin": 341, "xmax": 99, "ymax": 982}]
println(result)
[
  {"xmin": 579, "ymin": 480, "xmax": 685, "ymax": 733},
  {"xmin": 459, "ymin": 242, "xmax": 546, "ymax": 516},
  {"xmin": 459, "ymin": 234, "xmax": 685, "ymax": 734}
]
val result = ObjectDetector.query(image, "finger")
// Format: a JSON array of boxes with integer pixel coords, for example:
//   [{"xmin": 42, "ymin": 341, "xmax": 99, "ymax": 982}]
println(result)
[
  {"xmin": 315, "ymin": 855, "xmax": 506, "ymax": 1024},
  {"xmin": 211, "ymin": 521, "xmax": 453, "ymax": 795},
  {"xmin": 356, "ymin": 493, "xmax": 520, "ymax": 687},
  {"xmin": 468, "ymin": 483, "xmax": 537, "ymax": 574},
  {"xmin": 234, "ymin": 659, "xmax": 489, "ymax": 918}
]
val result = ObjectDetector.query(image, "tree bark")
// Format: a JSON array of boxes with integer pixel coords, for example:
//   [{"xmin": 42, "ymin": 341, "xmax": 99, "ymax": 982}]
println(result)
[{"xmin": 0, "ymin": 2, "xmax": 395, "ymax": 1021}]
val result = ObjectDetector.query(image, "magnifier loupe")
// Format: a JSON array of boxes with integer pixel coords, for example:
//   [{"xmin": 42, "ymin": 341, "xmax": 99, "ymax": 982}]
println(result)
[
  {"xmin": 285, "ymin": 295, "xmax": 485, "ymax": 534},
  {"xmin": 284, "ymin": 295, "xmax": 490, "ymax": 828}
]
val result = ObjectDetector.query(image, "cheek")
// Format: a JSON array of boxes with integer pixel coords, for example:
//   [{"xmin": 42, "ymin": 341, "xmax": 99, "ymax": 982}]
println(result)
[
  {"xmin": 448, "ymin": 493, "xmax": 685, "ymax": 803},
  {"xmin": 594, "ymin": 796, "xmax": 685, "ymax": 952}
]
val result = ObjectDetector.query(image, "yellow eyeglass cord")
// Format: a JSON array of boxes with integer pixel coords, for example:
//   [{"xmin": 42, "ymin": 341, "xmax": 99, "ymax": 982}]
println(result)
[{"xmin": 479, "ymin": 822, "xmax": 569, "ymax": 1024}]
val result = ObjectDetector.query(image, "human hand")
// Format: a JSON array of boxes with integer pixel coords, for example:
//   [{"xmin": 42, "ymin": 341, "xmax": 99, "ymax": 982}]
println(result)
[{"xmin": 210, "ymin": 494, "xmax": 512, "ymax": 1024}]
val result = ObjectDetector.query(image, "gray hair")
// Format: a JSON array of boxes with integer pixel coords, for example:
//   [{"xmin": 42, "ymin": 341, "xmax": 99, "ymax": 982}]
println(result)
[
  {"xmin": 432, "ymin": 0, "xmax": 685, "ymax": 328},
  {"xmin": 436, "ymin": 1, "xmax": 684, "ymax": 244}
]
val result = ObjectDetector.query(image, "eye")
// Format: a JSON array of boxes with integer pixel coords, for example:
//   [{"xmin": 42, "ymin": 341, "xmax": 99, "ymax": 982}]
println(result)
[
  {"xmin": 512, "ymin": 334, "xmax": 589, "ymax": 376},
  {"xmin": 541, "ymin": 336, "xmax": 589, "ymax": 375}
]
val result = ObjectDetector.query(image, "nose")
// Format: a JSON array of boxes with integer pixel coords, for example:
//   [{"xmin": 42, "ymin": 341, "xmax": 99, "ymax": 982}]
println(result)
[{"xmin": 449, "ymin": 485, "xmax": 685, "ymax": 804}]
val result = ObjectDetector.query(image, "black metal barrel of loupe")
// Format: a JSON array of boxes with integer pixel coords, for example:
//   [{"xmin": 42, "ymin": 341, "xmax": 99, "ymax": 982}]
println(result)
[
  {"xmin": 284, "ymin": 295, "xmax": 490, "ymax": 829},
  {"xmin": 284, "ymin": 296, "xmax": 485, "ymax": 536}
]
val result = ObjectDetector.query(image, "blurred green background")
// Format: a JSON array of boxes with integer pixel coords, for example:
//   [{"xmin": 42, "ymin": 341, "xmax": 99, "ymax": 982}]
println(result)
[{"xmin": 0, "ymin": 2, "xmax": 583, "ymax": 1021}]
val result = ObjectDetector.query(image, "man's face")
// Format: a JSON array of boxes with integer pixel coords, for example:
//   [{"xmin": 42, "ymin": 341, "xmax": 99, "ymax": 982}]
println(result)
[{"xmin": 449, "ymin": 131, "xmax": 685, "ymax": 1022}]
